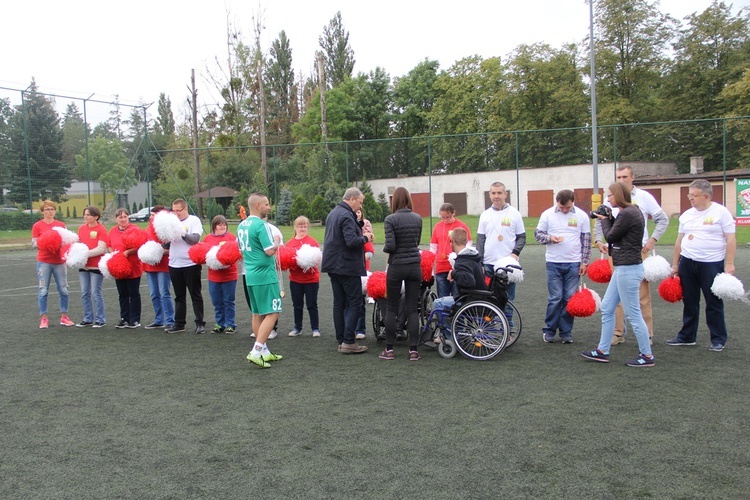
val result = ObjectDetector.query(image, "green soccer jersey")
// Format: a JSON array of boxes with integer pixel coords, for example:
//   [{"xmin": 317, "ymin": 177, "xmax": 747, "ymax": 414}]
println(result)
[{"xmin": 237, "ymin": 216, "xmax": 277, "ymax": 285}]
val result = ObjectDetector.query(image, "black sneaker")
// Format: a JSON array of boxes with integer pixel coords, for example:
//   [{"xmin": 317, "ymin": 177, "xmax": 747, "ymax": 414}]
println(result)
[
  {"xmin": 224, "ymin": 327, "xmax": 236, "ymax": 334},
  {"xmin": 625, "ymin": 353, "xmax": 655, "ymax": 367},
  {"xmin": 666, "ymin": 337, "xmax": 696, "ymax": 346},
  {"xmin": 76, "ymin": 321, "xmax": 93, "ymax": 328},
  {"xmin": 195, "ymin": 325, "xmax": 206, "ymax": 335},
  {"xmin": 116, "ymin": 320, "xmax": 128, "ymax": 329},
  {"xmin": 165, "ymin": 325, "xmax": 186, "ymax": 334},
  {"xmin": 709, "ymin": 343, "xmax": 725, "ymax": 352},
  {"xmin": 581, "ymin": 349, "xmax": 610, "ymax": 363},
  {"xmin": 127, "ymin": 322, "xmax": 141, "ymax": 329},
  {"xmin": 92, "ymin": 322, "xmax": 106, "ymax": 328},
  {"xmin": 144, "ymin": 323, "xmax": 164, "ymax": 330},
  {"xmin": 212, "ymin": 325, "xmax": 225, "ymax": 334},
  {"xmin": 560, "ymin": 334, "xmax": 573, "ymax": 344}
]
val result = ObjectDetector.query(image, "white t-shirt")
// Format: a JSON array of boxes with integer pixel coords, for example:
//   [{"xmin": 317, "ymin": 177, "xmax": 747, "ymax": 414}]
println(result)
[
  {"xmin": 536, "ymin": 206, "xmax": 590, "ymax": 263},
  {"xmin": 477, "ymin": 204, "xmax": 525, "ymax": 266},
  {"xmin": 168, "ymin": 214, "xmax": 204, "ymax": 268},
  {"xmin": 605, "ymin": 186, "xmax": 666, "ymax": 245},
  {"xmin": 679, "ymin": 202, "xmax": 735, "ymax": 262}
]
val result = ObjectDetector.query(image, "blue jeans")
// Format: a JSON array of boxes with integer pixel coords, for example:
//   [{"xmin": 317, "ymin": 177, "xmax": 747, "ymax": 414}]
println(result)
[
  {"xmin": 598, "ymin": 264, "xmax": 651, "ymax": 356},
  {"xmin": 37, "ymin": 262, "xmax": 69, "ymax": 315},
  {"xmin": 435, "ymin": 272, "xmax": 457, "ymax": 298},
  {"xmin": 484, "ymin": 263, "xmax": 516, "ymax": 327},
  {"xmin": 209, "ymin": 280, "xmax": 237, "ymax": 328},
  {"xmin": 676, "ymin": 257, "xmax": 727, "ymax": 345},
  {"xmin": 290, "ymin": 281, "xmax": 320, "ymax": 332},
  {"xmin": 329, "ymin": 273, "xmax": 363, "ymax": 345},
  {"xmin": 543, "ymin": 262, "xmax": 580, "ymax": 337},
  {"xmin": 146, "ymin": 271, "xmax": 174, "ymax": 326},
  {"xmin": 79, "ymin": 270, "xmax": 105, "ymax": 324}
]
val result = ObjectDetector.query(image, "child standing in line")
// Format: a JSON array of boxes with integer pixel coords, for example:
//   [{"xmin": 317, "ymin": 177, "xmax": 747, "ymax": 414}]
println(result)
[
  {"xmin": 286, "ymin": 216, "xmax": 321, "ymax": 338},
  {"xmin": 204, "ymin": 215, "xmax": 238, "ymax": 334}
]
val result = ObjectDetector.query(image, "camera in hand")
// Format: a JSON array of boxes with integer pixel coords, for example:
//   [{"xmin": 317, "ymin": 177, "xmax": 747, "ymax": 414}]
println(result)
[{"xmin": 589, "ymin": 204, "xmax": 613, "ymax": 219}]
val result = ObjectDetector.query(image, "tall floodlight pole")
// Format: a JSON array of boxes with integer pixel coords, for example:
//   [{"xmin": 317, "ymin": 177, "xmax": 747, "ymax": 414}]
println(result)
[{"xmin": 589, "ymin": 0, "xmax": 600, "ymax": 209}]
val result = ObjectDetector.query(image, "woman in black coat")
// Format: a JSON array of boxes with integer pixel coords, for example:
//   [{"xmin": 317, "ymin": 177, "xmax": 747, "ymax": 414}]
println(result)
[{"xmin": 380, "ymin": 187, "xmax": 423, "ymax": 361}]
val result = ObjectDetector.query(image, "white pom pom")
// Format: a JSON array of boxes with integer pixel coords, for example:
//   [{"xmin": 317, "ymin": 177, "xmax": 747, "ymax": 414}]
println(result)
[
  {"xmin": 448, "ymin": 252, "xmax": 457, "ymax": 269},
  {"xmin": 98, "ymin": 252, "xmax": 115, "ymax": 279},
  {"xmin": 587, "ymin": 287, "xmax": 602, "ymax": 312},
  {"xmin": 206, "ymin": 245, "xmax": 227, "ymax": 270},
  {"xmin": 52, "ymin": 226, "xmax": 79, "ymax": 245},
  {"xmin": 361, "ymin": 272, "xmax": 370, "ymax": 295},
  {"xmin": 296, "ymin": 244, "xmax": 322, "ymax": 272},
  {"xmin": 138, "ymin": 240, "xmax": 165, "ymax": 266},
  {"xmin": 496, "ymin": 256, "xmax": 524, "ymax": 283},
  {"xmin": 711, "ymin": 273, "xmax": 745, "ymax": 301},
  {"xmin": 153, "ymin": 211, "xmax": 184, "ymax": 243},
  {"xmin": 65, "ymin": 242, "xmax": 90, "ymax": 269},
  {"xmin": 643, "ymin": 254, "xmax": 672, "ymax": 282}
]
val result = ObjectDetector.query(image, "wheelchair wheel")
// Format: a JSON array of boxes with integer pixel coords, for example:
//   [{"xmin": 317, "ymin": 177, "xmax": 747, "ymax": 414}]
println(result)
[
  {"xmin": 419, "ymin": 288, "xmax": 437, "ymax": 328},
  {"xmin": 451, "ymin": 301, "xmax": 509, "ymax": 360},
  {"xmin": 371, "ymin": 299, "xmax": 386, "ymax": 342},
  {"xmin": 504, "ymin": 301, "xmax": 523, "ymax": 348},
  {"xmin": 438, "ymin": 338, "xmax": 457, "ymax": 358}
]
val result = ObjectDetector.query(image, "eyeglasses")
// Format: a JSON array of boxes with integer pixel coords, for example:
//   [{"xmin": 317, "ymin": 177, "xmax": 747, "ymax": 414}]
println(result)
[
  {"xmin": 43, "ymin": 208, "xmax": 56, "ymax": 212},
  {"xmin": 687, "ymin": 194, "xmax": 707, "ymax": 199}
]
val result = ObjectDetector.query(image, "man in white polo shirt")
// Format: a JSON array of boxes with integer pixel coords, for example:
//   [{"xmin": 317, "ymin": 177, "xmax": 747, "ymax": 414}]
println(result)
[
  {"xmin": 594, "ymin": 165, "xmax": 669, "ymax": 344},
  {"xmin": 535, "ymin": 190, "xmax": 591, "ymax": 344}
]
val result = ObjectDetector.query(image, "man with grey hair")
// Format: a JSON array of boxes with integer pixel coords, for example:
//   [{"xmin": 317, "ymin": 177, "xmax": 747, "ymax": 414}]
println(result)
[
  {"xmin": 594, "ymin": 165, "xmax": 669, "ymax": 345},
  {"xmin": 667, "ymin": 179, "xmax": 736, "ymax": 352},
  {"xmin": 321, "ymin": 187, "xmax": 374, "ymax": 354}
]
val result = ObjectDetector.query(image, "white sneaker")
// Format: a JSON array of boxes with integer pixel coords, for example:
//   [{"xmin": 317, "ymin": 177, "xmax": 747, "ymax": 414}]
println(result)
[
  {"xmin": 355, "ymin": 333, "xmax": 365, "ymax": 340},
  {"xmin": 367, "ymin": 297, "xmax": 375, "ymax": 304},
  {"xmin": 288, "ymin": 329, "xmax": 302, "ymax": 337},
  {"xmin": 250, "ymin": 332, "xmax": 256, "ymax": 338},
  {"xmin": 312, "ymin": 330, "xmax": 321, "ymax": 338},
  {"xmin": 268, "ymin": 330, "xmax": 278, "ymax": 340}
]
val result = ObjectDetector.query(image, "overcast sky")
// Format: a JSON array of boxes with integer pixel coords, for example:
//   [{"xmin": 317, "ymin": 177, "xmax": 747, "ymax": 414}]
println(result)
[{"xmin": 1, "ymin": 0, "xmax": 747, "ymax": 125}]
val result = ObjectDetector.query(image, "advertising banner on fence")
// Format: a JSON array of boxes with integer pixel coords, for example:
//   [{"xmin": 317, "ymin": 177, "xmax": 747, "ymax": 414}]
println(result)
[{"xmin": 737, "ymin": 178, "xmax": 750, "ymax": 226}]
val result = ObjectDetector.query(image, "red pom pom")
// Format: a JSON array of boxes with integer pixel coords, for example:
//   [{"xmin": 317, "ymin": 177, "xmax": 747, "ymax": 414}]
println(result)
[
  {"xmin": 420, "ymin": 250, "xmax": 436, "ymax": 282},
  {"xmin": 277, "ymin": 245, "xmax": 296, "ymax": 271},
  {"xmin": 217, "ymin": 241, "xmax": 241, "ymax": 265},
  {"xmin": 366, "ymin": 271, "xmax": 387, "ymax": 299},
  {"xmin": 59, "ymin": 244, "xmax": 71, "ymax": 261},
  {"xmin": 588, "ymin": 258, "xmax": 612, "ymax": 283},
  {"xmin": 122, "ymin": 228, "xmax": 148, "ymax": 249},
  {"xmin": 566, "ymin": 288, "xmax": 597, "ymax": 317},
  {"xmin": 146, "ymin": 223, "xmax": 158, "ymax": 242},
  {"xmin": 37, "ymin": 229, "xmax": 63, "ymax": 254},
  {"xmin": 658, "ymin": 276, "xmax": 683, "ymax": 303},
  {"xmin": 107, "ymin": 252, "xmax": 133, "ymax": 279},
  {"xmin": 188, "ymin": 242, "xmax": 210, "ymax": 265}
]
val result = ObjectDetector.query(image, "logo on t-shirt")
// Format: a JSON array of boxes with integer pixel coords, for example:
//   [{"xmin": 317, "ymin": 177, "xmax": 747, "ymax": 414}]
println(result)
[
  {"xmin": 502, "ymin": 217, "xmax": 511, "ymax": 226},
  {"xmin": 89, "ymin": 231, "xmax": 97, "ymax": 239},
  {"xmin": 703, "ymin": 217, "xmax": 715, "ymax": 225},
  {"xmin": 568, "ymin": 217, "xmax": 578, "ymax": 227}
]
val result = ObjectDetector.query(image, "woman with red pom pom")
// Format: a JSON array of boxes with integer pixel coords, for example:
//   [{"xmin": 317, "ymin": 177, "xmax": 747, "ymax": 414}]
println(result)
[
  {"xmin": 581, "ymin": 183, "xmax": 654, "ymax": 367},
  {"xmin": 31, "ymin": 200, "xmax": 74, "ymax": 329},
  {"xmin": 204, "ymin": 215, "xmax": 239, "ymax": 334},
  {"xmin": 76, "ymin": 205, "xmax": 109, "ymax": 328},
  {"xmin": 143, "ymin": 206, "xmax": 174, "ymax": 331},
  {"xmin": 286, "ymin": 216, "xmax": 321, "ymax": 338},
  {"xmin": 108, "ymin": 208, "xmax": 143, "ymax": 329}
]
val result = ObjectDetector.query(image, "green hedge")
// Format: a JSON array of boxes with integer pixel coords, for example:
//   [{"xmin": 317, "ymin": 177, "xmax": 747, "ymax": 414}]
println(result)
[{"xmin": 0, "ymin": 212, "xmax": 63, "ymax": 230}]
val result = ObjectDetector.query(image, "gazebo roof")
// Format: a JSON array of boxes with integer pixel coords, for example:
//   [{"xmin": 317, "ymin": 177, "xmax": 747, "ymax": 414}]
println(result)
[{"xmin": 194, "ymin": 187, "xmax": 239, "ymax": 198}]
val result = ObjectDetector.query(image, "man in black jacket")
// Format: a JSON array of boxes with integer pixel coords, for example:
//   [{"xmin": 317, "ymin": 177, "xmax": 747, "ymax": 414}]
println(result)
[{"xmin": 321, "ymin": 187, "xmax": 374, "ymax": 353}]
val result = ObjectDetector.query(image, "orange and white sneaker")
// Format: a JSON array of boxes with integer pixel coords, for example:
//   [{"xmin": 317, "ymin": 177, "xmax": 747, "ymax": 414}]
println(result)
[
  {"xmin": 60, "ymin": 314, "xmax": 74, "ymax": 327},
  {"xmin": 39, "ymin": 317, "xmax": 49, "ymax": 329}
]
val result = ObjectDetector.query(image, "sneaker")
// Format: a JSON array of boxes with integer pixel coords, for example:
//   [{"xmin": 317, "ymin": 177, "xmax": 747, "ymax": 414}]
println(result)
[
  {"xmin": 625, "ymin": 353, "xmax": 655, "ymax": 367},
  {"xmin": 92, "ymin": 322, "xmax": 106, "ymax": 328},
  {"xmin": 76, "ymin": 321, "xmax": 93, "ymax": 328},
  {"xmin": 666, "ymin": 337, "xmax": 696, "ymax": 346},
  {"xmin": 611, "ymin": 334, "xmax": 625, "ymax": 345},
  {"xmin": 224, "ymin": 327, "xmax": 236, "ymax": 334},
  {"xmin": 246, "ymin": 353, "xmax": 271, "ymax": 369},
  {"xmin": 379, "ymin": 349, "xmax": 395, "ymax": 360},
  {"xmin": 116, "ymin": 320, "xmax": 128, "ymax": 329},
  {"xmin": 709, "ymin": 343, "xmax": 725, "ymax": 352},
  {"xmin": 250, "ymin": 332, "xmax": 256, "ymax": 338},
  {"xmin": 195, "ymin": 325, "xmax": 206, "ymax": 335},
  {"xmin": 212, "ymin": 325, "xmax": 225, "ymax": 334},
  {"xmin": 355, "ymin": 332, "xmax": 366, "ymax": 340},
  {"xmin": 165, "ymin": 325, "xmax": 186, "ymax": 334},
  {"xmin": 126, "ymin": 322, "xmax": 140, "ymax": 329},
  {"xmin": 39, "ymin": 317, "xmax": 49, "ymax": 329},
  {"xmin": 262, "ymin": 352, "xmax": 283, "ymax": 362},
  {"xmin": 395, "ymin": 332, "xmax": 407, "ymax": 341},
  {"xmin": 581, "ymin": 349, "xmax": 610, "ymax": 363},
  {"xmin": 543, "ymin": 333, "xmax": 555, "ymax": 343},
  {"xmin": 60, "ymin": 315, "xmax": 75, "ymax": 327},
  {"xmin": 312, "ymin": 330, "xmax": 321, "ymax": 338},
  {"xmin": 560, "ymin": 334, "xmax": 573, "ymax": 344},
  {"xmin": 288, "ymin": 329, "xmax": 302, "ymax": 337},
  {"xmin": 144, "ymin": 323, "xmax": 164, "ymax": 330},
  {"xmin": 339, "ymin": 342, "xmax": 368, "ymax": 354},
  {"xmin": 408, "ymin": 350, "xmax": 421, "ymax": 361},
  {"xmin": 268, "ymin": 330, "xmax": 278, "ymax": 340}
]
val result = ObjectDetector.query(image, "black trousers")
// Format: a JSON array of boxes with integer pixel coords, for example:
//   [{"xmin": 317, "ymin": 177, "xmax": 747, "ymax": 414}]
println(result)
[
  {"xmin": 384, "ymin": 263, "xmax": 421, "ymax": 346},
  {"xmin": 169, "ymin": 265, "xmax": 204, "ymax": 327},
  {"xmin": 115, "ymin": 277, "xmax": 141, "ymax": 323}
]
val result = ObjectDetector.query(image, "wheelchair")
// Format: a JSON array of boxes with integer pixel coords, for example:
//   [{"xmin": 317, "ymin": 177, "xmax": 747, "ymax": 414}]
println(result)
[
  {"xmin": 372, "ymin": 278, "xmax": 436, "ymax": 342},
  {"xmin": 420, "ymin": 264, "xmax": 522, "ymax": 360}
]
